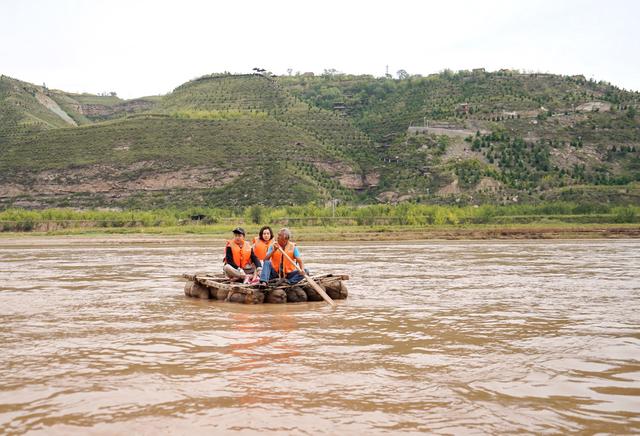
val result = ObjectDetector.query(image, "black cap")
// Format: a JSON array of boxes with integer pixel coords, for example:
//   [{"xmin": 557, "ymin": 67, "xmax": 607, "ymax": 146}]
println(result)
[{"xmin": 232, "ymin": 227, "xmax": 245, "ymax": 235}]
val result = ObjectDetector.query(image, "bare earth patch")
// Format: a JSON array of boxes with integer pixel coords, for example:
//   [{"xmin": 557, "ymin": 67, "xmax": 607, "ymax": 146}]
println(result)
[
  {"xmin": 576, "ymin": 101, "xmax": 611, "ymax": 112},
  {"xmin": 313, "ymin": 161, "xmax": 379, "ymax": 188},
  {"xmin": 0, "ymin": 164, "xmax": 241, "ymax": 197},
  {"xmin": 376, "ymin": 191, "xmax": 399, "ymax": 203},
  {"xmin": 474, "ymin": 177, "xmax": 503, "ymax": 193},
  {"xmin": 35, "ymin": 92, "xmax": 78, "ymax": 126},
  {"xmin": 443, "ymin": 141, "xmax": 487, "ymax": 162},
  {"xmin": 437, "ymin": 179, "xmax": 461, "ymax": 195},
  {"xmin": 549, "ymin": 144, "xmax": 603, "ymax": 170}
]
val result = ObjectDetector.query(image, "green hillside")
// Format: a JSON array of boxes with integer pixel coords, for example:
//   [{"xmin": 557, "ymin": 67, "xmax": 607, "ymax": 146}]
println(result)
[
  {"xmin": 157, "ymin": 73, "xmax": 376, "ymax": 169},
  {"xmin": 0, "ymin": 70, "xmax": 639, "ymax": 209},
  {"xmin": 278, "ymin": 70, "xmax": 639, "ymax": 140},
  {"xmin": 0, "ymin": 75, "xmax": 158, "ymax": 133},
  {"xmin": 279, "ymin": 70, "xmax": 640, "ymax": 202},
  {"xmin": 0, "ymin": 113, "xmax": 365, "ymax": 208},
  {"xmin": 0, "ymin": 75, "xmax": 78, "ymax": 132}
]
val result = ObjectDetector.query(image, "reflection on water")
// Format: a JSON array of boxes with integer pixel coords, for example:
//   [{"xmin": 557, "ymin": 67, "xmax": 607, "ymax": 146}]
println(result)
[{"xmin": 0, "ymin": 237, "xmax": 639, "ymax": 434}]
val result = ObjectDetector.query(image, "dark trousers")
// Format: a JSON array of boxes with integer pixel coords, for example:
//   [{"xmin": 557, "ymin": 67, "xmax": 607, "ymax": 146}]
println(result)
[{"xmin": 260, "ymin": 260, "xmax": 308, "ymax": 284}]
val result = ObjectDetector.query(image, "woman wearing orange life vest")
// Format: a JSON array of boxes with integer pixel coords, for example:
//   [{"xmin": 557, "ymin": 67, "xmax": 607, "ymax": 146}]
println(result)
[
  {"xmin": 251, "ymin": 226, "xmax": 274, "ymax": 261},
  {"xmin": 223, "ymin": 227, "xmax": 262, "ymax": 282},
  {"xmin": 259, "ymin": 227, "xmax": 309, "ymax": 286}
]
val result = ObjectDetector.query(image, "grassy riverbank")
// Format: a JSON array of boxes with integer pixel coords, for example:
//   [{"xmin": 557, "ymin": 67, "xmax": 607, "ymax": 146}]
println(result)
[
  {"xmin": 0, "ymin": 203, "xmax": 638, "ymax": 240},
  {"xmin": 0, "ymin": 222, "xmax": 638, "ymax": 241}
]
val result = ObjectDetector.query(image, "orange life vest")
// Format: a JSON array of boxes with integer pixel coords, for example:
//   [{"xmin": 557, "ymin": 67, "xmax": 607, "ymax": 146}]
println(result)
[
  {"xmin": 252, "ymin": 237, "xmax": 273, "ymax": 261},
  {"xmin": 225, "ymin": 240, "xmax": 252, "ymax": 268},
  {"xmin": 270, "ymin": 242, "xmax": 297, "ymax": 275}
]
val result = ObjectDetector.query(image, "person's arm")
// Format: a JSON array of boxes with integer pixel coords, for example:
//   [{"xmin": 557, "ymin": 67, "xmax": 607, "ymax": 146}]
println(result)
[
  {"xmin": 225, "ymin": 246, "xmax": 238, "ymax": 269},
  {"xmin": 250, "ymin": 249, "xmax": 262, "ymax": 269},
  {"xmin": 293, "ymin": 246, "xmax": 305, "ymax": 272},
  {"xmin": 263, "ymin": 245, "xmax": 274, "ymax": 261}
]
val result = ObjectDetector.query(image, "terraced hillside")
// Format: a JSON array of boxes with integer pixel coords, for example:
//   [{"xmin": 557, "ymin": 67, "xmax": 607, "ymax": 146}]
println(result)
[
  {"xmin": 0, "ymin": 74, "xmax": 380, "ymax": 208},
  {"xmin": 1, "ymin": 71, "xmax": 639, "ymax": 208},
  {"xmin": 0, "ymin": 75, "xmax": 80, "ymax": 132},
  {"xmin": 279, "ymin": 71, "xmax": 640, "ymax": 204},
  {"xmin": 1, "ymin": 114, "xmax": 375, "ymax": 208},
  {"xmin": 279, "ymin": 71, "xmax": 639, "ymax": 141},
  {"xmin": 158, "ymin": 73, "xmax": 377, "ymax": 173}
]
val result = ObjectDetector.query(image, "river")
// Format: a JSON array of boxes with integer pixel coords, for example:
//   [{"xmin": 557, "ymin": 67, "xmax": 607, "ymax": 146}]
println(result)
[{"xmin": 0, "ymin": 237, "xmax": 638, "ymax": 434}]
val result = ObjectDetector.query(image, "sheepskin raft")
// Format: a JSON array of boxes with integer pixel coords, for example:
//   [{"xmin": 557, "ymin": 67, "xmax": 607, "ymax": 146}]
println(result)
[{"xmin": 182, "ymin": 273, "xmax": 349, "ymax": 304}]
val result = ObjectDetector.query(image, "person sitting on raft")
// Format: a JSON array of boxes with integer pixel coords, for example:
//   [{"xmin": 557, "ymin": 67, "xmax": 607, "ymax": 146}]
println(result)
[
  {"xmin": 259, "ymin": 227, "xmax": 308, "ymax": 286},
  {"xmin": 252, "ymin": 226, "xmax": 274, "ymax": 261},
  {"xmin": 223, "ymin": 227, "xmax": 262, "ymax": 282}
]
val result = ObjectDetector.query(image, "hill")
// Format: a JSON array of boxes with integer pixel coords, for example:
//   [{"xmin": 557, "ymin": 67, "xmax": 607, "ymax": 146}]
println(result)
[
  {"xmin": 0, "ymin": 73, "xmax": 378, "ymax": 208},
  {"xmin": 0, "ymin": 75, "xmax": 158, "ymax": 132},
  {"xmin": 279, "ymin": 70, "xmax": 640, "ymax": 203},
  {"xmin": 0, "ymin": 70, "xmax": 639, "ymax": 208}
]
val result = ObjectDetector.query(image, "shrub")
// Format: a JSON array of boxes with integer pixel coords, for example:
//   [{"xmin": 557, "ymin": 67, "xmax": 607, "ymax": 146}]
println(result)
[
  {"xmin": 247, "ymin": 205, "xmax": 264, "ymax": 224},
  {"xmin": 612, "ymin": 206, "xmax": 638, "ymax": 223}
]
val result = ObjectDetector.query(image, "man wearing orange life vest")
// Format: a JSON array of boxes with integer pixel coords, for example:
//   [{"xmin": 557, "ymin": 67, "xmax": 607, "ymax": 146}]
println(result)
[
  {"xmin": 223, "ymin": 227, "xmax": 262, "ymax": 282},
  {"xmin": 259, "ymin": 227, "xmax": 308, "ymax": 286}
]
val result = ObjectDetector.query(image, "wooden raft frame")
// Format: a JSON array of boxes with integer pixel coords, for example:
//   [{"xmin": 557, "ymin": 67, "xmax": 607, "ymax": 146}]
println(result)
[{"xmin": 182, "ymin": 272, "xmax": 349, "ymax": 304}]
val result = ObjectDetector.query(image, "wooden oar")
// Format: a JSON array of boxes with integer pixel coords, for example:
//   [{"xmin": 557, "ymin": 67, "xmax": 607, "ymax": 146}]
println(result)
[{"xmin": 273, "ymin": 244, "xmax": 336, "ymax": 308}]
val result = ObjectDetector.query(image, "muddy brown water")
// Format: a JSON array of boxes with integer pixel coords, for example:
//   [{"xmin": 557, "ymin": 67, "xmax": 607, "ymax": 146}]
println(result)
[{"xmin": 0, "ymin": 237, "xmax": 638, "ymax": 435}]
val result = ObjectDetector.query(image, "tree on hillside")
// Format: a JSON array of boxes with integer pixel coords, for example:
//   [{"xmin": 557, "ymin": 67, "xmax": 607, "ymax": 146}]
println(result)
[
  {"xmin": 397, "ymin": 70, "xmax": 409, "ymax": 80},
  {"xmin": 323, "ymin": 68, "xmax": 340, "ymax": 78}
]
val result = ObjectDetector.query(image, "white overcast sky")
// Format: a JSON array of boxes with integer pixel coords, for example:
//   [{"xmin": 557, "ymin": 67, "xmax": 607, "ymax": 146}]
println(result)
[{"xmin": 1, "ymin": 0, "xmax": 638, "ymax": 99}]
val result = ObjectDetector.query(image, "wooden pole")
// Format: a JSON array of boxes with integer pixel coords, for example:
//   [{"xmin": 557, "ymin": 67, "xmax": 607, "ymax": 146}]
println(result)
[{"xmin": 273, "ymin": 244, "xmax": 336, "ymax": 308}]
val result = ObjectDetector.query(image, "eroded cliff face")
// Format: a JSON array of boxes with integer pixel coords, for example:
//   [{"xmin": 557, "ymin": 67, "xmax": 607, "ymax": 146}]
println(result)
[
  {"xmin": 34, "ymin": 92, "xmax": 78, "ymax": 126},
  {"xmin": 0, "ymin": 163, "xmax": 242, "ymax": 208},
  {"xmin": 312, "ymin": 161, "xmax": 379, "ymax": 189},
  {"xmin": 79, "ymin": 99, "xmax": 155, "ymax": 118}
]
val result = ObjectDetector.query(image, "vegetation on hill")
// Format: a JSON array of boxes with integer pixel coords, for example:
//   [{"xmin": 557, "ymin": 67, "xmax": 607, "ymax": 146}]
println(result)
[
  {"xmin": 0, "ymin": 75, "xmax": 77, "ymax": 131},
  {"xmin": 0, "ymin": 70, "xmax": 639, "ymax": 209},
  {"xmin": 158, "ymin": 73, "xmax": 377, "ymax": 171},
  {"xmin": 278, "ymin": 70, "xmax": 639, "ymax": 140},
  {"xmin": 0, "ymin": 114, "xmax": 368, "ymax": 208}
]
